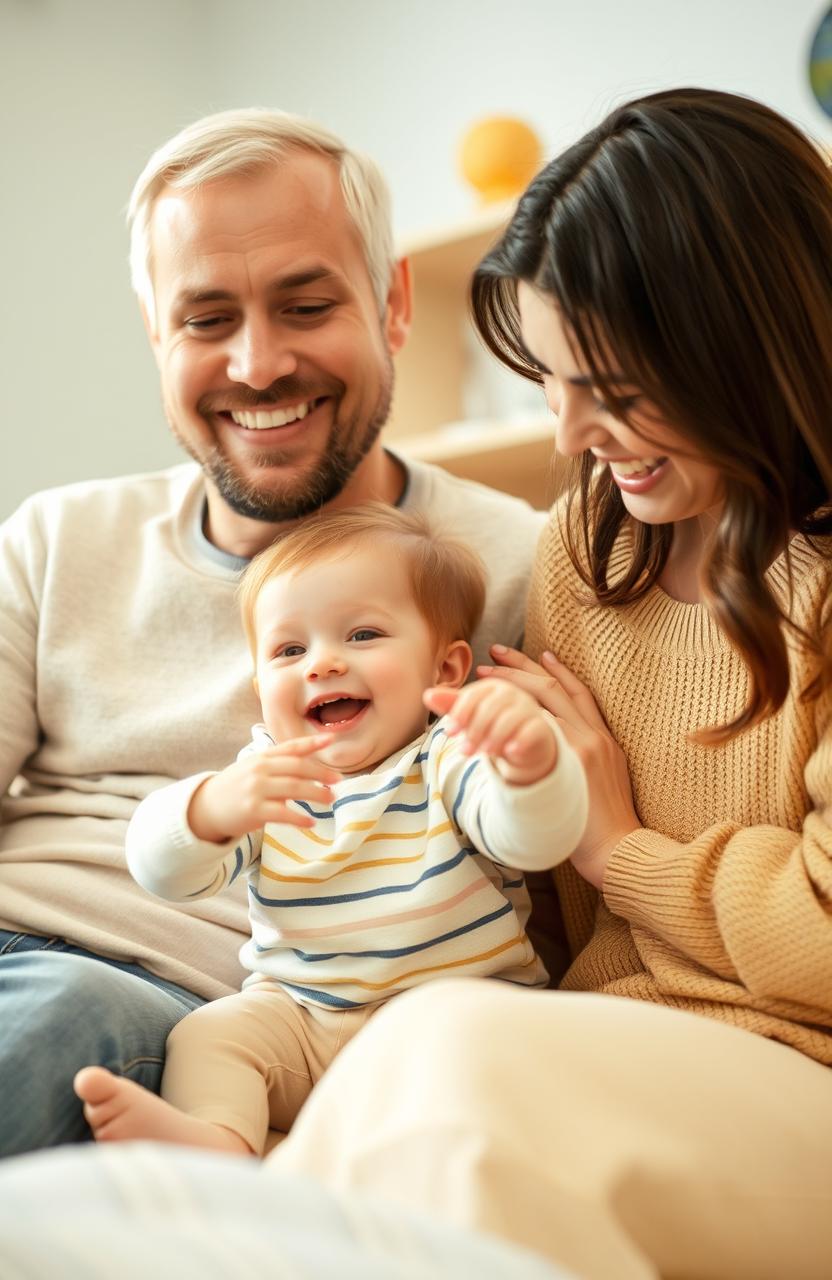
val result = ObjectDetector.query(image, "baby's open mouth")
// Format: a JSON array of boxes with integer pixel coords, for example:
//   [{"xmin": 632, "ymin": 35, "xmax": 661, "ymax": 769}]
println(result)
[{"xmin": 306, "ymin": 696, "xmax": 369, "ymax": 727}]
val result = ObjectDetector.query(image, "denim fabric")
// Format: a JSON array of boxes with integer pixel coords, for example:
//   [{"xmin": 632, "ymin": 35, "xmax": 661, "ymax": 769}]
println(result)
[{"xmin": 0, "ymin": 930, "xmax": 204, "ymax": 1156}]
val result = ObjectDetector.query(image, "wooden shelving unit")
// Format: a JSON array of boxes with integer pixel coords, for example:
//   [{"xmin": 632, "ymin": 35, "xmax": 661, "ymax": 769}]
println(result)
[{"xmin": 387, "ymin": 204, "xmax": 557, "ymax": 510}]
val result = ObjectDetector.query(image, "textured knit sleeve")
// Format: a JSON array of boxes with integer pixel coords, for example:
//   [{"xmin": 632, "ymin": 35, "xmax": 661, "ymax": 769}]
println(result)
[
  {"xmin": 436, "ymin": 715, "xmax": 588, "ymax": 871},
  {"xmin": 126, "ymin": 772, "xmax": 262, "ymax": 902},
  {"xmin": 602, "ymin": 685, "xmax": 832, "ymax": 1012},
  {"xmin": 0, "ymin": 499, "xmax": 45, "ymax": 797}
]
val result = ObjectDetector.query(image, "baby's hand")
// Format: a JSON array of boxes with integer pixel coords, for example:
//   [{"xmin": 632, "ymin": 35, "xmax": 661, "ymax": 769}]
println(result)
[
  {"xmin": 424, "ymin": 679, "xmax": 557, "ymax": 786},
  {"xmin": 188, "ymin": 734, "xmax": 341, "ymax": 843}
]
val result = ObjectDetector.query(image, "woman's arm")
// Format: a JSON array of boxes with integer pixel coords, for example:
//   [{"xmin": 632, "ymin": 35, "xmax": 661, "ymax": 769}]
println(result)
[
  {"xmin": 485, "ymin": 648, "xmax": 832, "ymax": 1011},
  {"xmin": 601, "ymin": 702, "xmax": 832, "ymax": 1005}
]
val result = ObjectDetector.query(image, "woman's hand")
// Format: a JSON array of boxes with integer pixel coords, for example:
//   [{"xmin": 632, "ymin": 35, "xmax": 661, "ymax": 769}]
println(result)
[{"xmin": 478, "ymin": 646, "xmax": 642, "ymax": 887}]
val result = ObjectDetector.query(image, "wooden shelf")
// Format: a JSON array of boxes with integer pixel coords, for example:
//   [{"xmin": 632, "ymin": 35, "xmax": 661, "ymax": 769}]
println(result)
[
  {"xmin": 389, "ymin": 203, "xmax": 553, "ymax": 508},
  {"xmin": 396, "ymin": 418, "xmax": 559, "ymax": 510}
]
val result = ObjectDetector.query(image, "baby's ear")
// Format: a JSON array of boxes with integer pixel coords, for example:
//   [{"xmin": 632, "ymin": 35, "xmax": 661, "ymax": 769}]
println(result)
[{"xmin": 433, "ymin": 640, "xmax": 472, "ymax": 690}]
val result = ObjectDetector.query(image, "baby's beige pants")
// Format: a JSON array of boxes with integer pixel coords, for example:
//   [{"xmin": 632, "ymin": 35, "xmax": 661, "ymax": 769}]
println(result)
[{"xmin": 163, "ymin": 980, "xmax": 375, "ymax": 1155}]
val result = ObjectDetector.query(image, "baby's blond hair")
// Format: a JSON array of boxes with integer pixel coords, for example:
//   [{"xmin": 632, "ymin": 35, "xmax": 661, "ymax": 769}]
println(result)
[{"xmin": 238, "ymin": 503, "xmax": 486, "ymax": 658}]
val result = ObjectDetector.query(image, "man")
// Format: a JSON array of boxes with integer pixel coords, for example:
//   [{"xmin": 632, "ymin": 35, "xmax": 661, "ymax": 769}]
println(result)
[{"xmin": 0, "ymin": 109, "xmax": 546, "ymax": 1155}]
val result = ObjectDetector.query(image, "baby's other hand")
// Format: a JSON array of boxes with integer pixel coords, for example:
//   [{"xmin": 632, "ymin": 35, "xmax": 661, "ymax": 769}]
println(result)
[{"xmin": 423, "ymin": 679, "xmax": 557, "ymax": 785}]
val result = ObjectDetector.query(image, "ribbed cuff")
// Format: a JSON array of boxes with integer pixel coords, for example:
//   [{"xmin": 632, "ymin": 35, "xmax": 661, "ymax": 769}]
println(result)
[{"xmin": 602, "ymin": 828, "xmax": 689, "ymax": 930}]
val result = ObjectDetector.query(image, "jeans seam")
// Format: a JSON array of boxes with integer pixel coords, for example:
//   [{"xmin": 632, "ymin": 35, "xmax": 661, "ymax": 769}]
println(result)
[
  {"xmin": 121, "ymin": 1055, "xmax": 165, "ymax": 1073},
  {"xmin": 0, "ymin": 933, "xmax": 62, "ymax": 955}
]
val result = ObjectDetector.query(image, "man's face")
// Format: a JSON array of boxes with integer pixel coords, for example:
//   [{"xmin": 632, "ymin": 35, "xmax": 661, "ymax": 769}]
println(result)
[{"xmin": 146, "ymin": 154, "xmax": 403, "ymax": 523}]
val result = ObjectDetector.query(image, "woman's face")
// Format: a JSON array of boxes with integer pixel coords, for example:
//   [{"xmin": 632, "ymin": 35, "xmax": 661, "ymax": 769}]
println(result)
[{"xmin": 517, "ymin": 283, "xmax": 724, "ymax": 526}]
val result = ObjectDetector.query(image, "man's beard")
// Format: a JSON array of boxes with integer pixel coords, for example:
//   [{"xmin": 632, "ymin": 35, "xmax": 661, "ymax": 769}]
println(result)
[{"xmin": 172, "ymin": 362, "xmax": 394, "ymax": 523}]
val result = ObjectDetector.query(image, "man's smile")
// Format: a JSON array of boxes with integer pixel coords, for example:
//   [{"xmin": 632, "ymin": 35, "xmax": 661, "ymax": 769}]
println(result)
[{"xmin": 229, "ymin": 400, "xmax": 318, "ymax": 430}]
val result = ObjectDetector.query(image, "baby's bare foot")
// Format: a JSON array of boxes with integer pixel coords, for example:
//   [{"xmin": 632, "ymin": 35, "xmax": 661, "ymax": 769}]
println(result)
[{"xmin": 73, "ymin": 1066, "xmax": 251, "ymax": 1154}]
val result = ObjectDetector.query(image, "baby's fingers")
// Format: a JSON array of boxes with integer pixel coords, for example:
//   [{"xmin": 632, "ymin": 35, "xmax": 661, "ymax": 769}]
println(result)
[
  {"xmin": 265, "ymin": 775, "xmax": 337, "ymax": 805},
  {"xmin": 258, "ymin": 802, "xmax": 319, "ymax": 829},
  {"xmin": 263, "ymin": 751, "xmax": 341, "ymax": 786},
  {"xmin": 464, "ymin": 702, "xmax": 529, "ymax": 757},
  {"xmin": 442, "ymin": 681, "xmax": 497, "ymax": 735},
  {"xmin": 267, "ymin": 733, "xmax": 335, "ymax": 758},
  {"xmin": 423, "ymin": 687, "xmax": 459, "ymax": 716}
]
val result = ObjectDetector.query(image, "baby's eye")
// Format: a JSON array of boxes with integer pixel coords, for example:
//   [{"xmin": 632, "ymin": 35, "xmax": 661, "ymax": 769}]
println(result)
[
  {"xmin": 277, "ymin": 643, "xmax": 306, "ymax": 658},
  {"xmin": 349, "ymin": 628, "xmax": 382, "ymax": 643}
]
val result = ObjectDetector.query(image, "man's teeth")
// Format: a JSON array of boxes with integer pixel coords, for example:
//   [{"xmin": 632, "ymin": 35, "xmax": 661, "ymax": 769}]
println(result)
[
  {"xmin": 230, "ymin": 402, "xmax": 312, "ymax": 430},
  {"xmin": 609, "ymin": 457, "xmax": 661, "ymax": 477}
]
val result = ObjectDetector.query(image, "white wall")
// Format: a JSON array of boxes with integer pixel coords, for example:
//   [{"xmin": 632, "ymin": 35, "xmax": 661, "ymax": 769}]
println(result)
[
  {"xmin": 3, "ymin": 0, "xmax": 830, "ymax": 516},
  {"xmin": 207, "ymin": 0, "xmax": 832, "ymax": 235}
]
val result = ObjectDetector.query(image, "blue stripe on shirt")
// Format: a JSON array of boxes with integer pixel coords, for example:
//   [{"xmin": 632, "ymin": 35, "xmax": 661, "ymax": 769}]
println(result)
[
  {"xmin": 452, "ymin": 758, "xmax": 480, "ymax": 829},
  {"xmin": 295, "ymin": 772, "xmax": 411, "ymax": 819},
  {"xmin": 284, "ymin": 898, "xmax": 515, "ymax": 962},
  {"xmin": 249, "ymin": 846, "xmax": 474, "ymax": 908},
  {"xmin": 275, "ymin": 981, "xmax": 365, "ymax": 1010}
]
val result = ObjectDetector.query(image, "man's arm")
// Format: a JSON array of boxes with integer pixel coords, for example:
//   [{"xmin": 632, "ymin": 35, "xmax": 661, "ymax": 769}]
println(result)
[{"xmin": 0, "ymin": 499, "xmax": 46, "ymax": 799}]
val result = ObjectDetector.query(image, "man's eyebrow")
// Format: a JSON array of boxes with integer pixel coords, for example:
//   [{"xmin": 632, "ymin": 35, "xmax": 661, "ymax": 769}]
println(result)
[
  {"xmin": 174, "ymin": 268, "xmax": 341, "ymax": 310},
  {"xmin": 276, "ymin": 267, "xmax": 341, "ymax": 290}
]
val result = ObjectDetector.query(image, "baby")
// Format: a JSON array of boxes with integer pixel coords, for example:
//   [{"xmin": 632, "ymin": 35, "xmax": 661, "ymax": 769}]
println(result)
[{"xmin": 75, "ymin": 504, "xmax": 587, "ymax": 1155}]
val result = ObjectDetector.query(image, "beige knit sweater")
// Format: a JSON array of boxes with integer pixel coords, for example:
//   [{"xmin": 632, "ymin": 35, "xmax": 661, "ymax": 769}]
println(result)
[{"xmin": 526, "ymin": 514, "xmax": 832, "ymax": 1065}]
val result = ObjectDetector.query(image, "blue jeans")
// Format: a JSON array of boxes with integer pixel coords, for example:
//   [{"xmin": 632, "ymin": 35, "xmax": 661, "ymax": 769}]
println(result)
[{"xmin": 0, "ymin": 930, "xmax": 204, "ymax": 1157}]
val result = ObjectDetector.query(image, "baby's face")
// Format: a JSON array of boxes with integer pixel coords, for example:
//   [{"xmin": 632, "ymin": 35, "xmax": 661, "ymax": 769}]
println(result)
[{"xmin": 253, "ymin": 543, "xmax": 442, "ymax": 773}]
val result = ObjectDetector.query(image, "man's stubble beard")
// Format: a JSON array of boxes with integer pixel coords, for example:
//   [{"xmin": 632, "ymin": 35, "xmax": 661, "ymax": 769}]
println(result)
[{"xmin": 169, "ymin": 359, "xmax": 394, "ymax": 523}]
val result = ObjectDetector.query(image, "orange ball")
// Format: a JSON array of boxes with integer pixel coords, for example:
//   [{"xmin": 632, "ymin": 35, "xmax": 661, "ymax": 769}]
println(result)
[{"xmin": 459, "ymin": 117, "xmax": 543, "ymax": 203}]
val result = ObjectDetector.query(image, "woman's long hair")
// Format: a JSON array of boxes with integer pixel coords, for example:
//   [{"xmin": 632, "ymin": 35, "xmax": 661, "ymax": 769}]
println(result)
[{"xmin": 472, "ymin": 88, "xmax": 832, "ymax": 743}]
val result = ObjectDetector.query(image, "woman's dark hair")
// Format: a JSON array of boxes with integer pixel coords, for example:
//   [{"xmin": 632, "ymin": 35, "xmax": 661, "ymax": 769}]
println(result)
[{"xmin": 472, "ymin": 87, "xmax": 832, "ymax": 743}]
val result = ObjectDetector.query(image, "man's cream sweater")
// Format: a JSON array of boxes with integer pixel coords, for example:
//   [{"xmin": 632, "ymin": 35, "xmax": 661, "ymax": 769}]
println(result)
[{"xmin": 527, "ymin": 515, "xmax": 832, "ymax": 1065}]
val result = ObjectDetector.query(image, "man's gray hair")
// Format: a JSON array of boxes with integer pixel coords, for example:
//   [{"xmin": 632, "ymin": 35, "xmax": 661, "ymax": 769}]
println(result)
[{"xmin": 127, "ymin": 107, "xmax": 395, "ymax": 330}]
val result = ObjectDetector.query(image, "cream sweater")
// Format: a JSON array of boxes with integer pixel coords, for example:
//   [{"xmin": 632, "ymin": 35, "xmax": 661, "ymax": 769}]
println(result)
[{"xmin": 526, "ymin": 514, "xmax": 832, "ymax": 1065}]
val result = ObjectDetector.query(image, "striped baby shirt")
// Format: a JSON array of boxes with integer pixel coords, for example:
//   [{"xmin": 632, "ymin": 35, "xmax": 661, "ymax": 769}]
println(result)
[{"xmin": 127, "ymin": 717, "xmax": 588, "ymax": 1009}]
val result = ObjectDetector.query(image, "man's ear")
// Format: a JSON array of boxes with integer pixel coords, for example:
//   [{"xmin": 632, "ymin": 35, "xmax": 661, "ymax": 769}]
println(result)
[
  {"xmin": 433, "ymin": 640, "xmax": 472, "ymax": 691},
  {"xmin": 384, "ymin": 258, "xmax": 412, "ymax": 356}
]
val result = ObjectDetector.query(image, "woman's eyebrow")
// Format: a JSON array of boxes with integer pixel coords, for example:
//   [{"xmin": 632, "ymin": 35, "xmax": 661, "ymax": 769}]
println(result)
[{"xmin": 568, "ymin": 372, "xmax": 630, "ymax": 387}]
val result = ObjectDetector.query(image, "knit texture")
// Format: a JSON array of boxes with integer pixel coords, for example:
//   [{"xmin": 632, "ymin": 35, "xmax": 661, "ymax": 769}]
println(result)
[{"xmin": 526, "ymin": 511, "xmax": 832, "ymax": 1064}]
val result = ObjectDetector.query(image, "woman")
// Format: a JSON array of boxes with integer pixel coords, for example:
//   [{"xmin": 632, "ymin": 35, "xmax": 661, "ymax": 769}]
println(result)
[{"xmin": 271, "ymin": 89, "xmax": 832, "ymax": 1279}]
